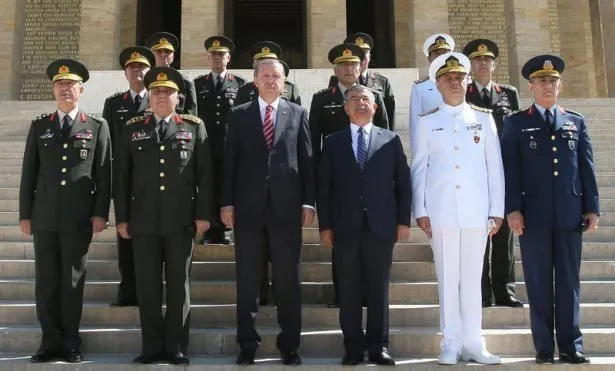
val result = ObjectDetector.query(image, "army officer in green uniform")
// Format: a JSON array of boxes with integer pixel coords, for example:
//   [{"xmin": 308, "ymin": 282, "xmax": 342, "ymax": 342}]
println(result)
[
  {"xmin": 19, "ymin": 59, "xmax": 111, "ymax": 364},
  {"xmin": 115, "ymin": 67, "xmax": 213, "ymax": 366}
]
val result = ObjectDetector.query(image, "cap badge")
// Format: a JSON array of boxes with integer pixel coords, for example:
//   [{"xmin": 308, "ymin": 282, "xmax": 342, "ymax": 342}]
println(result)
[
  {"xmin": 58, "ymin": 65, "xmax": 70, "ymax": 74},
  {"xmin": 157, "ymin": 72, "xmax": 168, "ymax": 81},
  {"xmin": 342, "ymin": 49, "xmax": 353, "ymax": 57},
  {"xmin": 212, "ymin": 40, "xmax": 220, "ymax": 47},
  {"xmin": 355, "ymin": 37, "xmax": 364, "ymax": 45},
  {"xmin": 543, "ymin": 60, "xmax": 554, "ymax": 70},
  {"xmin": 478, "ymin": 44, "xmax": 488, "ymax": 52}
]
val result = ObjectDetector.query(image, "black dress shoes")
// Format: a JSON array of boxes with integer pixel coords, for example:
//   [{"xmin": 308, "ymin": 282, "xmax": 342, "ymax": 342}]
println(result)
[
  {"xmin": 368, "ymin": 351, "xmax": 396, "ymax": 365},
  {"xmin": 30, "ymin": 349, "xmax": 60, "ymax": 363},
  {"xmin": 559, "ymin": 351, "xmax": 590, "ymax": 364},
  {"xmin": 281, "ymin": 350, "xmax": 302, "ymax": 365},
  {"xmin": 167, "ymin": 352, "xmax": 190, "ymax": 365},
  {"xmin": 133, "ymin": 353, "xmax": 163, "ymax": 364},
  {"xmin": 62, "ymin": 349, "xmax": 83, "ymax": 363},
  {"xmin": 482, "ymin": 299, "xmax": 492, "ymax": 308},
  {"xmin": 110, "ymin": 298, "xmax": 138, "ymax": 307},
  {"xmin": 535, "ymin": 353, "xmax": 555, "ymax": 364},
  {"xmin": 236, "ymin": 349, "xmax": 256, "ymax": 365},
  {"xmin": 495, "ymin": 296, "xmax": 523, "ymax": 308},
  {"xmin": 341, "ymin": 353, "xmax": 364, "ymax": 365}
]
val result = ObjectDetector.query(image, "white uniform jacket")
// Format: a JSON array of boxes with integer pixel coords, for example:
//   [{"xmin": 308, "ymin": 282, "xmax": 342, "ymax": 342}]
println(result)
[
  {"xmin": 411, "ymin": 102, "xmax": 505, "ymax": 229},
  {"xmin": 409, "ymin": 78, "xmax": 443, "ymax": 150}
]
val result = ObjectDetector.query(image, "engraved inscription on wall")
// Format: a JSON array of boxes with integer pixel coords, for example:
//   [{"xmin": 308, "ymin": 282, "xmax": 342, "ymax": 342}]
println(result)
[
  {"xmin": 547, "ymin": 0, "xmax": 561, "ymax": 55},
  {"xmin": 447, "ymin": 0, "xmax": 510, "ymax": 84},
  {"xmin": 20, "ymin": 0, "xmax": 81, "ymax": 100}
]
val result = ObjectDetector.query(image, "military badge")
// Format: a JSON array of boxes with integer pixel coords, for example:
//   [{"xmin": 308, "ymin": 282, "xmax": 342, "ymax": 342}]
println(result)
[
  {"xmin": 568, "ymin": 140, "xmax": 576, "ymax": 150},
  {"xmin": 131, "ymin": 130, "xmax": 149, "ymax": 141},
  {"xmin": 75, "ymin": 130, "xmax": 93, "ymax": 140},
  {"xmin": 80, "ymin": 149, "xmax": 88, "ymax": 159},
  {"xmin": 175, "ymin": 131, "xmax": 193, "ymax": 141},
  {"xmin": 474, "ymin": 132, "xmax": 480, "ymax": 143},
  {"xmin": 562, "ymin": 121, "xmax": 577, "ymax": 131},
  {"xmin": 40, "ymin": 129, "xmax": 54, "ymax": 139},
  {"xmin": 529, "ymin": 136, "xmax": 537, "ymax": 150},
  {"xmin": 466, "ymin": 123, "xmax": 482, "ymax": 130},
  {"xmin": 180, "ymin": 150, "xmax": 188, "ymax": 160}
]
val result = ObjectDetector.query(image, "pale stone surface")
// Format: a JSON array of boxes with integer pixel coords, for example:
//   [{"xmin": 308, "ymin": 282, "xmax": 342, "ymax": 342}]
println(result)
[
  {"xmin": 0, "ymin": 0, "xmax": 20, "ymax": 100},
  {"xmin": 599, "ymin": 0, "xmax": 615, "ymax": 97},
  {"xmin": 79, "ymin": 68, "xmax": 418, "ymax": 114},
  {"xmin": 410, "ymin": 0, "xmax": 450, "ymax": 75},
  {"xmin": 394, "ymin": 0, "xmax": 411, "ymax": 68},
  {"xmin": 78, "ymin": 0, "xmax": 120, "ymax": 70},
  {"xmin": 119, "ymin": 0, "xmax": 137, "ymax": 53},
  {"xmin": 181, "ymin": 0, "xmax": 223, "ymax": 69},
  {"xmin": 306, "ymin": 0, "xmax": 347, "ymax": 68}
]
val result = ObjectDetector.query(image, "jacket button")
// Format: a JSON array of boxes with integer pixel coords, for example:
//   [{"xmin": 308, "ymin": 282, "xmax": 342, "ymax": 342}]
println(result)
[
  {"xmin": 216, "ymin": 121, "xmax": 220, "ymax": 124},
  {"xmin": 454, "ymin": 146, "xmax": 459, "ymax": 151},
  {"xmin": 456, "ymin": 185, "xmax": 460, "ymax": 189},
  {"xmin": 60, "ymin": 180, "xmax": 66, "ymax": 186},
  {"xmin": 551, "ymin": 135, "xmax": 555, "ymax": 140},
  {"xmin": 160, "ymin": 145, "xmax": 165, "ymax": 151},
  {"xmin": 552, "ymin": 146, "xmax": 557, "ymax": 152},
  {"xmin": 160, "ymin": 172, "xmax": 165, "ymax": 178},
  {"xmin": 61, "ymin": 168, "xmax": 67, "ymax": 173},
  {"xmin": 553, "ymin": 158, "xmax": 559, "ymax": 164},
  {"xmin": 553, "ymin": 171, "xmax": 559, "ymax": 176},
  {"xmin": 455, "ymin": 165, "xmax": 460, "ymax": 170},
  {"xmin": 160, "ymin": 159, "xmax": 165, "ymax": 164},
  {"xmin": 63, "ymin": 143, "xmax": 68, "ymax": 149},
  {"xmin": 160, "ymin": 185, "xmax": 166, "ymax": 191},
  {"xmin": 62, "ymin": 156, "xmax": 67, "ymax": 161}
]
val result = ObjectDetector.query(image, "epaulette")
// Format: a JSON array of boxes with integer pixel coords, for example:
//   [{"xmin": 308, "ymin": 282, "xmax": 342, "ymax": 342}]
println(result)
[
  {"xmin": 34, "ymin": 113, "xmax": 51, "ymax": 121},
  {"xmin": 372, "ymin": 70, "xmax": 389, "ymax": 80},
  {"xmin": 126, "ymin": 115, "xmax": 146, "ymax": 125},
  {"xmin": 419, "ymin": 107, "xmax": 439, "ymax": 117},
  {"xmin": 233, "ymin": 74, "xmax": 246, "ymax": 83},
  {"xmin": 315, "ymin": 87, "xmax": 333, "ymax": 95},
  {"xmin": 497, "ymin": 83, "xmax": 517, "ymax": 91},
  {"xmin": 107, "ymin": 91, "xmax": 125, "ymax": 100},
  {"xmin": 414, "ymin": 76, "xmax": 429, "ymax": 84},
  {"xmin": 194, "ymin": 74, "xmax": 206, "ymax": 80},
  {"xmin": 86, "ymin": 114, "xmax": 105, "ymax": 123},
  {"xmin": 563, "ymin": 108, "xmax": 584, "ymax": 118},
  {"xmin": 180, "ymin": 114, "xmax": 204, "ymax": 125},
  {"xmin": 470, "ymin": 104, "xmax": 492, "ymax": 113}
]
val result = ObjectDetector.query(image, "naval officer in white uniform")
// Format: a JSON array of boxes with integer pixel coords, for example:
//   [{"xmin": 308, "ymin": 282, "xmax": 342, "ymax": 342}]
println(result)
[
  {"xmin": 409, "ymin": 33, "xmax": 455, "ymax": 151},
  {"xmin": 410, "ymin": 52, "xmax": 505, "ymax": 365}
]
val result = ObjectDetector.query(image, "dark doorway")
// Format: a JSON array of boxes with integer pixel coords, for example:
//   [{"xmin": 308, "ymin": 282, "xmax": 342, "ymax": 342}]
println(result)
[
  {"xmin": 225, "ymin": 0, "xmax": 306, "ymax": 69},
  {"xmin": 136, "ymin": 0, "xmax": 183, "ymax": 68},
  {"xmin": 346, "ymin": 0, "xmax": 395, "ymax": 67}
]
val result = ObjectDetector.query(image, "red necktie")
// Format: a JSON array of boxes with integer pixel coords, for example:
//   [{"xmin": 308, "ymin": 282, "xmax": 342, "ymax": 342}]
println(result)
[{"xmin": 263, "ymin": 105, "xmax": 274, "ymax": 149}]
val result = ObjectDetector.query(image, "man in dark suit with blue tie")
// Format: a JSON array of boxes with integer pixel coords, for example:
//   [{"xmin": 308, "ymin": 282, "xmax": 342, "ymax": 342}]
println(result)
[
  {"xmin": 317, "ymin": 85, "xmax": 411, "ymax": 366},
  {"xmin": 221, "ymin": 58, "xmax": 315, "ymax": 366},
  {"xmin": 501, "ymin": 55, "xmax": 600, "ymax": 365}
]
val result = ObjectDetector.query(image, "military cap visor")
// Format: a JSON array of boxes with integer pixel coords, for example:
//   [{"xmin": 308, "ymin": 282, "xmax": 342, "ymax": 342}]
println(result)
[
  {"xmin": 47, "ymin": 59, "xmax": 89, "ymax": 83},
  {"xmin": 328, "ymin": 43, "xmax": 365, "ymax": 64},
  {"xmin": 144, "ymin": 67, "xmax": 185, "ymax": 93},
  {"xmin": 205, "ymin": 36, "xmax": 235, "ymax": 53},
  {"xmin": 429, "ymin": 52, "xmax": 470, "ymax": 81},
  {"xmin": 145, "ymin": 32, "xmax": 178, "ymax": 52},
  {"xmin": 119, "ymin": 46, "xmax": 155, "ymax": 68},
  {"xmin": 463, "ymin": 39, "xmax": 499, "ymax": 59},
  {"xmin": 345, "ymin": 32, "xmax": 374, "ymax": 50},
  {"xmin": 522, "ymin": 55, "xmax": 565, "ymax": 80},
  {"xmin": 250, "ymin": 41, "xmax": 282, "ymax": 60},
  {"xmin": 423, "ymin": 33, "xmax": 455, "ymax": 57}
]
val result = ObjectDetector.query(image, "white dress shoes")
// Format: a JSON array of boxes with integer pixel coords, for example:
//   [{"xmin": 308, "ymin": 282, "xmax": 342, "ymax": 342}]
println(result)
[{"xmin": 461, "ymin": 349, "xmax": 501, "ymax": 364}]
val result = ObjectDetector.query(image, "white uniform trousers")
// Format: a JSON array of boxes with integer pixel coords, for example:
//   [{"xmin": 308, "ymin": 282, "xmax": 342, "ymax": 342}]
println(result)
[{"xmin": 431, "ymin": 227, "xmax": 488, "ymax": 354}]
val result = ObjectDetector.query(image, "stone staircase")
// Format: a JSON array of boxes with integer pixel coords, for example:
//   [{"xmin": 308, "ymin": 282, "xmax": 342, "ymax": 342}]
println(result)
[{"xmin": 0, "ymin": 98, "xmax": 614, "ymax": 369}]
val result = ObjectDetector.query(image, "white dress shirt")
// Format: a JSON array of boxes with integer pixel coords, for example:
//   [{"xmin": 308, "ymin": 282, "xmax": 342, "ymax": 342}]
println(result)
[
  {"xmin": 57, "ymin": 107, "xmax": 79, "ymax": 129},
  {"xmin": 258, "ymin": 96, "xmax": 280, "ymax": 127},
  {"xmin": 533, "ymin": 103, "xmax": 556, "ymax": 118}
]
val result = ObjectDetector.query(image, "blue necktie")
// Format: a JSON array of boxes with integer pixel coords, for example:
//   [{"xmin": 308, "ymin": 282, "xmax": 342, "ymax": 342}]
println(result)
[{"xmin": 357, "ymin": 127, "xmax": 367, "ymax": 169}]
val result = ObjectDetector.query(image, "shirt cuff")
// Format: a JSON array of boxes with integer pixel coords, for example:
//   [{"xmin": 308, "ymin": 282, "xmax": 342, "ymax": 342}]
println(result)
[{"xmin": 302, "ymin": 204, "xmax": 316, "ymax": 210}]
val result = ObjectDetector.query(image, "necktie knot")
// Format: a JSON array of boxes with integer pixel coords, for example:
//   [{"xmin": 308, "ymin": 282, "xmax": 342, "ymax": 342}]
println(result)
[
  {"xmin": 61, "ymin": 115, "xmax": 72, "ymax": 140},
  {"xmin": 544, "ymin": 109, "xmax": 554, "ymax": 131},
  {"xmin": 481, "ymin": 87, "xmax": 491, "ymax": 107}
]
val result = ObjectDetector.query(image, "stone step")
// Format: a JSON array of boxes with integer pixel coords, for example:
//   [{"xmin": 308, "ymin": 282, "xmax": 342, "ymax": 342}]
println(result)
[
  {"xmin": 1, "ymin": 302, "xmax": 614, "ymax": 329},
  {"xmin": 2, "ymin": 241, "xmax": 615, "ymax": 262},
  {"xmin": 2, "ymin": 225, "xmax": 615, "ymax": 244},
  {"xmin": 2, "ymin": 355, "xmax": 615, "ymax": 370},
  {"xmin": 1, "ymin": 325, "xmax": 614, "ymax": 356},
  {"xmin": 2, "ymin": 259, "xmax": 615, "ymax": 282},
  {"xmin": 1, "ymin": 279, "xmax": 614, "ymax": 304}
]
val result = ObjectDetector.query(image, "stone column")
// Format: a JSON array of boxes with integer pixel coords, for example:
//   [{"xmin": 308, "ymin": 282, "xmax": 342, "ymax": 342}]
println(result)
[
  {"xmin": 119, "ymin": 0, "xmax": 138, "ymax": 53},
  {"xmin": 394, "ymin": 0, "xmax": 411, "ymax": 68},
  {"xmin": 0, "ymin": 0, "xmax": 20, "ymax": 99},
  {"xmin": 505, "ymin": 0, "xmax": 554, "ymax": 95},
  {"xmin": 599, "ymin": 0, "xmax": 615, "ymax": 96},
  {"xmin": 181, "ymin": 0, "xmax": 223, "ymax": 69},
  {"xmin": 79, "ymin": 0, "xmax": 121, "ymax": 70},
  {"xmin": 410, "ymin": 0, "xmax": 449, "ymax": 73},
  {"xmin": 306, "ymin": 0, "xmax": 346, "ymax": 68}
]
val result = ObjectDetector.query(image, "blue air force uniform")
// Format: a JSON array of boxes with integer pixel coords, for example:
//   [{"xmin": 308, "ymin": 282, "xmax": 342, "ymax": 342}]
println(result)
[{"xmin": 501, "ymin": 55, "xmax": 599, "ymax": 361}]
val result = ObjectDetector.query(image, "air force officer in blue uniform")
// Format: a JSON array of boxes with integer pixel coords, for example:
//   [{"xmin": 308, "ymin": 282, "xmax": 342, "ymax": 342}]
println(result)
[{"xmin": 501, "ymin": 55, "xmax": 599, "ymax": 364}]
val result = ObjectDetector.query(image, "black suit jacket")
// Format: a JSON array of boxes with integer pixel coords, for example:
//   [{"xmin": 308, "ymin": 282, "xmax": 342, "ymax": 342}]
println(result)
[
  {"xmin": 19, "ymin": 111, "xmax": 112, "ymax": 231},
  {"xmin": 466, "ymin": 81, "xmax": 520, "ymax": 135},
  {"xmin": 317, "ymin": 126, "xmax": 410, "ymax": 243},
  {"xmin": 115, "ymin": 113, "xmax": 213, "ymax": 236},
  {"xmin": 221, "ymin": 99, "xmax": 315, "ymax": 224}
]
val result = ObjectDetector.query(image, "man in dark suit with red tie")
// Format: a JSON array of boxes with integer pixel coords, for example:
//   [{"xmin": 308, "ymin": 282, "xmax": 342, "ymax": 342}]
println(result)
[
  {"xmin": 318, "ymin": 85, "xmax": 410, "ymax": 365},
  {"xmin": 221, "ymin": 58, "xmax": 315, "ymax": 366}
]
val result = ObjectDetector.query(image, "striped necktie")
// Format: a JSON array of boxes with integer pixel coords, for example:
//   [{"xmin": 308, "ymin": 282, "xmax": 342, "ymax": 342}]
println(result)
[
  {"xmin": 263, "ymin": 105, "xmax": 274, "ymax": 149},
  {"xmin": 357, "ymin": 127, "xmax": 367, "ymax": 169}
]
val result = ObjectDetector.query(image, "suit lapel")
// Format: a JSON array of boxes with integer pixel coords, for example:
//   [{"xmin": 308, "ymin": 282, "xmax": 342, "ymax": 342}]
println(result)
[
  {"xmin": 530, "ymin": 104, "xmax": 549, "ymax": 131},
  {"xmin": 138, "ymin": 92, "xmax": 149, "ymax": 113},
  {"xmin": 342, "ymin": 128, "xmax": 361, "ymax": 172},
  {"xmin": 249, "ymin": 100, "xmax": 268, "ymax": 150},
  {"xmin": 366, "ymin": 126, "xmax": 383, "ymax": 164},
  {"xmin": 553, "ymin": 106, "xmax": 565, "ymax": 131},
  {"xmin": 466, "ymin": 82, "xmax": 482, "ymax": 106},
  {"xmin": 490, "ymin": 84, "xmax": 502, "ymax": 107},
  {"xmin": 273, "ymin": 99, "xmax": 289, "ymax": 147},
  {"xmin": 68, "ymin": 111, "xmax": 85, "ymax": 139}
]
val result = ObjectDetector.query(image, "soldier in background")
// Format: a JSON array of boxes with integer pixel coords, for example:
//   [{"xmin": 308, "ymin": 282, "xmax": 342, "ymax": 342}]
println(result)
[
  {"xmin": 235, "ymin": 41, "xmax": 301, "ymax": 105},
  {"xmin": 20, "ymin": 59, "xmax": 111, "ymax": 363},
  {"xmin": 462, "ymin": 39, "xmax": 522, "ymax": 308},
  {"xmin": 103, "ymin": 46, "xmax": 155, "ymax": 307},
  {"xmin": 145, "ymin": 32, "xmax": 198, "ymax": 115},
  {"xmin": 328, "ymin": 32, "xmax": 396, "ymax": 130},
  {"xmin": 194, "ymin": 36, "xmax": 245, "ymax": 244}
]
